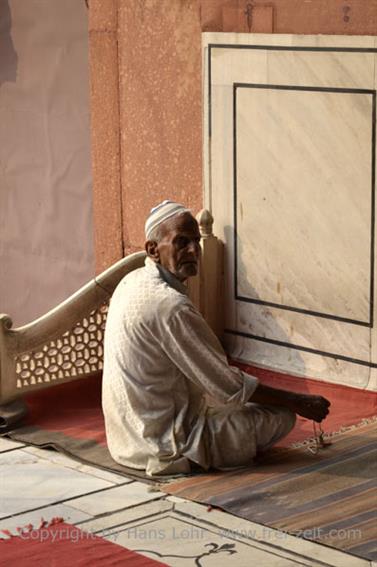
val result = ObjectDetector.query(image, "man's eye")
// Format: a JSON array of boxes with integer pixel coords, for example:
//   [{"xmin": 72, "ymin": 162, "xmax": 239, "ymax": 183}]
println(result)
[{"xmin": 177, "ymin": 237, "xmax": 189, "ymax": 247}]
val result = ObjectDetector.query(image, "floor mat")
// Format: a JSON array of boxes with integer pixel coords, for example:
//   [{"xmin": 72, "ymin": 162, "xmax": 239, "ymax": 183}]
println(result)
[
  {"xmin": 4, "ymin": 368, "xmax": 377, "ymax": 481},
  {"xmin": 4, "ymin": 375, "xmax": 158, "ymax": 482},
  {"xmin": 232, "ymin": 362, "xmax": 377, "ymax": 445},
  {"xmin": 7, "ymin": 366, "xmax": 377, "ymax": 481},
  {"xmin": 165, "ymin": 419, "xmax": 377, "ymax": 561},
  {"xmin": 0, "ymin": 519, "xmax": 168, "ymax": 567},
  {"xmin": 4, "ymin": 369, "xmax": 377, "ymax": 559}
]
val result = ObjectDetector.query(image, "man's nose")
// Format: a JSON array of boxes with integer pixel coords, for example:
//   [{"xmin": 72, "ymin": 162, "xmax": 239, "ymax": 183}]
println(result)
[{"xmin": 187, "ymin": 240, "xmax": 201, "ymax": 255}]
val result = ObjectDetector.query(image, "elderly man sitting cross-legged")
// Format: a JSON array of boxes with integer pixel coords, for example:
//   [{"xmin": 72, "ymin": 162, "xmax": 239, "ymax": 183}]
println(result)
[{"xmin": 102, "ymin": 201, "xmax": 330, "ymax": 476}]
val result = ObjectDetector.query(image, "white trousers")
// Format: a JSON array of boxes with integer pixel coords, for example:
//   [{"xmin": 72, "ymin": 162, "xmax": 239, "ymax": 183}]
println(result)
[{"xmin": 204, "ymin": 403, "xmax": 296, "ymax": 469}]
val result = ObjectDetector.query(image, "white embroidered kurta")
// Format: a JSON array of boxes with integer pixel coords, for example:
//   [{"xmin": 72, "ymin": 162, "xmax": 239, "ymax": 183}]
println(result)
[{"xmin": 102, "ymin": 258, "xmax": 261, "ymax": 476}]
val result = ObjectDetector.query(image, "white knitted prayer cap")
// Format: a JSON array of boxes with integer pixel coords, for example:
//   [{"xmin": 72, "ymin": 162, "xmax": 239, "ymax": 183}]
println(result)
[{"xmin": 145, "ymin": 200, "xmax": 190, "ymax": 240}]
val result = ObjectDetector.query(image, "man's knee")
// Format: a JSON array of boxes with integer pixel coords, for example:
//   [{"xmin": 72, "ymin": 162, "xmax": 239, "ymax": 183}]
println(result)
[{"xmin": 254, "ymin": 405, "xmax": 296, "ymax": 451}]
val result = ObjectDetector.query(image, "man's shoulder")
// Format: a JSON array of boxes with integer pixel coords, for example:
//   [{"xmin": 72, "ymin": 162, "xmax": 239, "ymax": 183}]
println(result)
[
  {"xmin": 111, "ymin": 266, "xmax": 147, "ymax": 298},
  {"xmin": 110, "ymin": 265, "xmax": 190, "ymax": 314}
]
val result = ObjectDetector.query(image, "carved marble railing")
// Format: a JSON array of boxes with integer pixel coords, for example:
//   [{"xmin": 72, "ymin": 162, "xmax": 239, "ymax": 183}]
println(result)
[
  {"xmin": 0, "ymin": 210, "xmax": 223, "ymax": 404},
  {"xmin": 187, "ymin": 209, "xmax": 224, "ymax": 338}
]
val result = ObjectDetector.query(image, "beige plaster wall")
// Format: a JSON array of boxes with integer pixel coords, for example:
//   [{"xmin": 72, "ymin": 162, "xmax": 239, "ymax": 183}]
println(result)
[{"xmin": 0, "ymin": 0, "xmax": 94, "ymax": 325}]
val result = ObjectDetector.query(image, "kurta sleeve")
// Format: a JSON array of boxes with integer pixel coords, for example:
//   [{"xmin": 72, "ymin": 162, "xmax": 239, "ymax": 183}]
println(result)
[{"xmin": 160, "ymin": 303, "xmax": 259, "ymax": 407}]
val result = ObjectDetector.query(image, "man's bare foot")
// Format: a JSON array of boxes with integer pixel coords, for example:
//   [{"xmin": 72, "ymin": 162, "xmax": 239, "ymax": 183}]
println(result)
[{"xmin": 289, "ymin": 393, "xmax": 330, "ymax": 422}]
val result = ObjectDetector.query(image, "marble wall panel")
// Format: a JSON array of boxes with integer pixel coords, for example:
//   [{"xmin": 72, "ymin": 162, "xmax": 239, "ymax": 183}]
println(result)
[
  {"xmin": 236, "ymin": 87, "xmax": 372, "ymax": 323},
  {"xmin": 204, "ymin": 33, "xmax": 377, "ymax": 389}
]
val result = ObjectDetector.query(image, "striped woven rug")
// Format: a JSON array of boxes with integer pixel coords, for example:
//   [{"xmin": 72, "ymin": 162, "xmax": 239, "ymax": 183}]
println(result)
[{"xmin": 165, "ymin": 419, "xmax": 377, "ymax": 561}]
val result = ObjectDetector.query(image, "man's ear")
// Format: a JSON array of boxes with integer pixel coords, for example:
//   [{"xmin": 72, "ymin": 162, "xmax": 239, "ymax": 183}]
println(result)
[{"xmin": 145, "ymin": 240, "xmax": 160, "ymax": 262}]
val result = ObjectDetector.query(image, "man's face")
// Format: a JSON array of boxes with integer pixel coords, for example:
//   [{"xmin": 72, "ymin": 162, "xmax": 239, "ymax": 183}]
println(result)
[{"xmin": 146, "ymin": 213, "xmax": 201, "ymax": 282}]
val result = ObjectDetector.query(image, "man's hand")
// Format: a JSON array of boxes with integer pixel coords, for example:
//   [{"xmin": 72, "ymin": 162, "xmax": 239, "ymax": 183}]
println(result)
[
  {"xmin": 288, "ymin": 393, "xmax": 331, "ymax": 423},
  {"xmin": 249, "ymin": 383, "xmax": 331, "ymax": 423}
]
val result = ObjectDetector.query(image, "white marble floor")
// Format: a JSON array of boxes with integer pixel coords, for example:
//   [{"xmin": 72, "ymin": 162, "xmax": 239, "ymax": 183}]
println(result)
[{"xmin": 0, "ymin": 437, "xmax": 372, "ymax": 567}]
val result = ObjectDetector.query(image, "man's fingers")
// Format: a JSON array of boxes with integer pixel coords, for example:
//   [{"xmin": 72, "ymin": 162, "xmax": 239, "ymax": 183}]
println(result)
[
  {"xmin": 311, "ymin": 398, "xmax": 330, "ymax": 422},
  {"xmin": 294, "ymin": 394, "xmax": 331, "ymax": 422}
]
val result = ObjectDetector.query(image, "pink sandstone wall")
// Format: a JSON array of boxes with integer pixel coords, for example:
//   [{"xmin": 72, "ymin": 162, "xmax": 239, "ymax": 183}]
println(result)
[
  {"xmin": 117, "ymin": 2, "xmax": 203, "ymax": 256},
  {"xmin": 89, "ymin": 0, "xmax": 202, "ymax": 272},
  {"xmin": 88, "ymin": 1, "xmax": 122, "ymax": 273},
  {"xmin": 89, "ymin": 0, "xmax": 377, "ymax": 273}
]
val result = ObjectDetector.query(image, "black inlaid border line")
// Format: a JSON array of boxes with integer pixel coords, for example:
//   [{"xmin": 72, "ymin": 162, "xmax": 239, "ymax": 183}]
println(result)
[
  {"xmin": 209, "ymin": 42, "xmax": 377, "ymax": 367},
  {"xmin": 0, "ymin": 443, "xmax": 27, "ymax": 454},
  {"xmin": 207, "ymin": 42, "xmax": 377, "ymax": 137},
  {"xmin": 225, "ymin": 329, "xmax": 377, "ymax": 369},
  {"xmin": 173, "ymin": 508, "xmax": 336, "ymax": 567},
  {"xmin": 235, "ymin": 84, "xmax": 375, "ymax": 95},
  {"xmin": 112, "ymin": 513, "xmax": 325, "ymax": 567},
  {"xmin": 235, "ymin": 297, "xmax": 371, "ymax": 327},
  {"xmin": 233, "ymin": 83, "xmax": 376, "ymax": 327},
  {"xmin": 0, "ymin": 481, "xmax": 134, "ymax": 521},
  {"xmin": 370, "ymin": 91, "xmax": 376, "ymax": 328}
]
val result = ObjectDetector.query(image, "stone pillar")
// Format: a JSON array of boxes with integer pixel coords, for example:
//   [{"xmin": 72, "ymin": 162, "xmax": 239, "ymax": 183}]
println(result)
[
  {"xmin": 188, "ymin": 209, "xmax": 224, "ymax": 338},
  {"xmin": 88, "ymin": 0, "xmax": 123, "ymax": 274},
  {"xmin": 117, "ymin": 1, "xmax": 203, "ymax": 255},
  {"xmin": 89, "ymin": 0, "xmax": 203, "ymax": 271}
]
